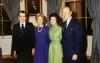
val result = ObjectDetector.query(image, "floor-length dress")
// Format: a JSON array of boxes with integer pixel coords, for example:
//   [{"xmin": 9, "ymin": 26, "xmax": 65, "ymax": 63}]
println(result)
[
  {"xmin": 49, "ymin": 24, "xmax": 63, "ymax": 63},
  {"xmin": 34, "ymin": 26, "xmax": 50, "ymax": 63}
]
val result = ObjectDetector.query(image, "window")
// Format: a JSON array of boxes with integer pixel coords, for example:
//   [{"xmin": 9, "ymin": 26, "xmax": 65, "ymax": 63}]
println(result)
[{"xmin": 0, "ymin": 3, "xmax": 12, "ymax": 36}]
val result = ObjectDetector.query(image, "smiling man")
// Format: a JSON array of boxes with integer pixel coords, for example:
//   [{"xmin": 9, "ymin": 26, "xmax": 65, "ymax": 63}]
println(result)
[
  {"xmin": 12, "ymin": 11, "xmax": 35, "ymax": 63},
  {"xmin": 62, "ymin": 6, "xmax": 83, "ymax": 63}
]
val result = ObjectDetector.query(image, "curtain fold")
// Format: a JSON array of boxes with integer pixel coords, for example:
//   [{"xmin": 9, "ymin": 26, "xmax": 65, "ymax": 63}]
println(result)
[
  {"xmin": 47, "ymin": 0, "xmax": 62, "ymax": 23},
  {"xmin": 47, "ymin": 0, "xmax": 62, "ymax": 14},
  {"xmin": 3, "ymin": 0, "xmax": 20, "ymax": 29},
  {"xmin": 86, "ymin": 0, "xmax": 100, "ymax": 63},
  {"xmin": 0, "ymin": 48, "xmax": 2, "ymax": 63}
]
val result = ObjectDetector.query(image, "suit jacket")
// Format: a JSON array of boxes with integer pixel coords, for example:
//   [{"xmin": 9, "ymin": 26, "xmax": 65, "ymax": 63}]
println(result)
[
  {"xmin": 62, "ymin": 18, "xmax": 83, "ymax": 59},
  {"xmin": 12, "ymin": 22, "xmax": 35, "ymax": 63}
]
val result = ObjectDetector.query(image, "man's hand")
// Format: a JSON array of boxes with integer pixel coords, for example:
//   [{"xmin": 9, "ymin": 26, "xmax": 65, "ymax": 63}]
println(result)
[
  {"xmin": 72, "ymin": 54, "xmax": 78, "ymax": 61},
  {"xmin": 32, "ymin": 48, "xmax": 35, "ymax": 56},
  {"xmin": 13, "ymin": 51, "xmax": 17, "ymax": 58}
]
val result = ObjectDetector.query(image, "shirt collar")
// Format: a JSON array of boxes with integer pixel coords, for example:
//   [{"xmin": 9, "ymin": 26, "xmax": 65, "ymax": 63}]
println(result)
[
  {"xmin": 20, "ymin": 22, "xmax": 26, "ymax": 28},
  {"xmin": 66, "ymin": 16, "xmax": 72, "ymax": 26},
  {"xmin": 67, "ymin": 16, "xmax": 72, "ymax": 22}
]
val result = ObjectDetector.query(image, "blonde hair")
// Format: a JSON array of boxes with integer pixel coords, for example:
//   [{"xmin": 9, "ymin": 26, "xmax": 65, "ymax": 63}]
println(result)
[{"xmin": 35, "ymin": 13, "xmax": 47, "ymax": 25}]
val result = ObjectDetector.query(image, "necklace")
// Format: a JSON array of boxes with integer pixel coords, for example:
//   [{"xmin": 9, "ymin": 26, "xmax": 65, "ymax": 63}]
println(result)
[{"xmin": 38, "ymin": 26, "xmax": 43, "ymax": 32}]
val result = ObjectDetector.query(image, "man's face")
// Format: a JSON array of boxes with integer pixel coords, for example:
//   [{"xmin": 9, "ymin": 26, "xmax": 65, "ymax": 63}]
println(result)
[
  {"xmin": 62, "ymin": 7, "xmax": 72, "ymax": 21},
  {"xmin": 19, "ymin": 13, "xmax": 26, "ymax": 23},
  {"xmin": 32, "ymin": 1, "xmax": 35, "ymax": 6}
]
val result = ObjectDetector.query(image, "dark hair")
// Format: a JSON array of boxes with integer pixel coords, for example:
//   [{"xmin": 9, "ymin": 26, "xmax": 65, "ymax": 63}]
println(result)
[
  {"xmin": 20, "ymin": 10, "xmax": 26, "ymax": 13},
  {"xmin": 18, "ymin": 10, "xmax": 29, "ymax": 21},
  {"xmin": 49, "ymin": 13, "xmax": 63, "ymax": 27},
  {"xmin": 35, "ymin": 13, "xmax": 47, "ymax": 25},
  {"xmin": 18, "ymin": 10, "xmax": 25, "ymax": 16}
]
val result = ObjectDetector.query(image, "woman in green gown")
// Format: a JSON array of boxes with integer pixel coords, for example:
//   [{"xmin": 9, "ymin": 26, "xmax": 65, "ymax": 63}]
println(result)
[{"xmin": 49, "ymin": 13, "xmax": 63, "ymax": 63}]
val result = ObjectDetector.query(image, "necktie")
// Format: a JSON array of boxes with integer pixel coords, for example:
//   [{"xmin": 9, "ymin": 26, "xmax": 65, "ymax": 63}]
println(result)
[
  {"xmin": 64, "ymin": 21, "xmax": 67, "ymax": 28},
  {"xmin": 22, "ymin": 24, "xmax": 24, "ymax": 29},
  {"xmin": 21, "ymin": 24, "xmax": 24, "ymax": 35}
]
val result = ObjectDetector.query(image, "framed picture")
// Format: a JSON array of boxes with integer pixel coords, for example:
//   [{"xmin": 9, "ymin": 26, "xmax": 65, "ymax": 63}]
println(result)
[{"xmin": 25, "ymin": 0, "xmax": 42, "ymax": 16}]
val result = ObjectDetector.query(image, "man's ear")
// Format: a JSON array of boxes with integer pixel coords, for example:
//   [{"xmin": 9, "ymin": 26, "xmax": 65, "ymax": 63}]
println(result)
[{"xmin": 70, "ymin": 11, "xmax": 72, "ymax": 15}]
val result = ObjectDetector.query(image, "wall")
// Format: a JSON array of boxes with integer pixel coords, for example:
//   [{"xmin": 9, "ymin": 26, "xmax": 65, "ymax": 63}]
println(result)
[
  {"xmin": 0, "ymin": 36, "xmax": 12, "ymax": 55},
  {"xmin": 86, "ymin": 35, "xmax": 93, "ymax": 57}
]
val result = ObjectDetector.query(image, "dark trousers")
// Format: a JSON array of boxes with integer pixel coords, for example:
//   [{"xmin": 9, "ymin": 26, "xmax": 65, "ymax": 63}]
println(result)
[
  {"xmin": 63, "ymin": 57, "xmax": 80, "ymax": 63},
  {"xmin": 16, "ymin": 53, "xmax": 33, "ymax": 63}
]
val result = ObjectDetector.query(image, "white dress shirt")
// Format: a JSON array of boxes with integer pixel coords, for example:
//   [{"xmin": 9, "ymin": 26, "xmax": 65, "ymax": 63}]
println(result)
[
  {"xmin": 20, "ymin": 22, "xmax": 26, "ymax": 29},
  {"xmin": 66, "ymin": 16, "xmax": 72, "ymax": 27}
]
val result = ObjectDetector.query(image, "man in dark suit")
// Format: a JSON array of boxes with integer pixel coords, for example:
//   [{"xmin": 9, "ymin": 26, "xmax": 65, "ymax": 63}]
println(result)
[
  {"xmin": 62, "ymin": 6, "xmax": 83, "ymax": 63},
  {"xmin": 12, "ymin": 11, "xmax": 35, "ymax": 63}
]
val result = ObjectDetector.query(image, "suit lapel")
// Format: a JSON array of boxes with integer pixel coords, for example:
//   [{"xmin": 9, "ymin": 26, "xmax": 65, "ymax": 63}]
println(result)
[
  {"xmin": 18, "ymin": 23, "xmax": 20, "ymax": 31},
  {"xmin": 24, "ymin": 22, "xmax": 29, "ymax": 34},
  {"xmin": 66, "ymin": 18, "xmax": 74, "ymax": 30},
  {"xmin": 63, "ymin": 18, "xmax": 75, "ymax": 34},
  {"xmin": 17, "ymin": 23, "xmax": 23, "ymax": 37},
  {"xmin": 66, "ymin": 19, "xmax": 75, "ymax": 37}
]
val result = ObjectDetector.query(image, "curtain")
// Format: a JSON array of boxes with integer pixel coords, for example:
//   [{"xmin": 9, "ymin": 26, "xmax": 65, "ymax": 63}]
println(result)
[
  {"xmin": 46, "ymin": 0, "xmax": 62, "ymax": 23},
  {"xmin": 0, "ymin": 48, "xmax": 2, "ymax": 63},
  {"xmin": 47, "ymin": 0, "xmax": 62, "ymax": 14},
  {"xmin": 86, "ymin": 0, "xmax": 100, "ymax": 63},
  {"xmin": 3, "ymin": 0, "xmax": 20, "ymax": 29}
]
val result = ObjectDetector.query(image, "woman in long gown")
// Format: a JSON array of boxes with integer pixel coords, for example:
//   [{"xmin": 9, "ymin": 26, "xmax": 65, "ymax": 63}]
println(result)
[
  {"xmin": 49, "ymin": 13, "xmax": 63, "ymax": 63},
  {"xmin": 34, "ymin": 13, "xmax": 50, "ymax": 63}
]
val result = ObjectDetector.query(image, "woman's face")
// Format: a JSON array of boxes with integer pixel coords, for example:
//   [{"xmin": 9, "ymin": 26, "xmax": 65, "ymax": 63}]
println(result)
[
  {"xmin": 50, "ymin": 17, "xmax": 57, "ymax": 26},
  {"xmin": 37, "ymin": 16, "xmax": 43, "ymax": 26}
]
